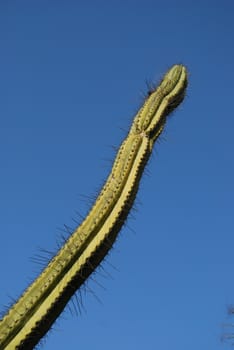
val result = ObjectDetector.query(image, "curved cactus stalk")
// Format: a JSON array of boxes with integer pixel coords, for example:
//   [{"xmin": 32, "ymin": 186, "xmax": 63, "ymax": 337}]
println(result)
[{"xmin": 0, "ymin": 64, "xmax": 188, "ymax": 349}]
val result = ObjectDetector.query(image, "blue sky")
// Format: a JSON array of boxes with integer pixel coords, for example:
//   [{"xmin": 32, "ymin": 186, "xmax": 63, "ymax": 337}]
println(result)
[{"xmin": 0, "ymin": 1, "xmax": 234, "ymax": 349}]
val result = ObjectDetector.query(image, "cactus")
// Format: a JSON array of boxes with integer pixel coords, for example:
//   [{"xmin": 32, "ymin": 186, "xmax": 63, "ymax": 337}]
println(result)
[{"xmin": 0, "ymin": 64, "xmax": 188, "ymax": 349}]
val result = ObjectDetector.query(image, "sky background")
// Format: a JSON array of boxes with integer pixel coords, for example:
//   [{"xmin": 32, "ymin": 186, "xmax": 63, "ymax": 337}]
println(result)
[{"xmin": 0, "ymin": 1, "xmax": 234, "ymax": 349}]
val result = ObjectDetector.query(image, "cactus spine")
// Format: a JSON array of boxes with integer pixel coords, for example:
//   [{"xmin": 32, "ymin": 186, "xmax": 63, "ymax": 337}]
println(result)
[{"xmin": 0, "ymin": 64, "xmax": 188, "ymax": 349}]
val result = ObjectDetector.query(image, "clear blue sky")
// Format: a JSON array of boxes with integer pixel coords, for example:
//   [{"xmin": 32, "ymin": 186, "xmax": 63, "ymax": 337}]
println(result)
[{"xmin": 0, "ymin": 1, "xmax": 234, "ymax": 349}]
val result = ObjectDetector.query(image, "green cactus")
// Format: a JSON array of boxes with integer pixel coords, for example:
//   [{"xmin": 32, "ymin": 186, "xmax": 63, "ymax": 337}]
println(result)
[{"xmin": 0, "ymin": 64, "xmax": 188, "ymax": 349}]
